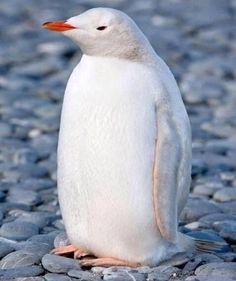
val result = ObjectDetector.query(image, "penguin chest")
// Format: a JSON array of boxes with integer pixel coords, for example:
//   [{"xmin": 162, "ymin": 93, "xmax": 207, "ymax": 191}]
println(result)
[{"xmin": 58, "ymin": 57, "xmax": 160, "ymax": 257}]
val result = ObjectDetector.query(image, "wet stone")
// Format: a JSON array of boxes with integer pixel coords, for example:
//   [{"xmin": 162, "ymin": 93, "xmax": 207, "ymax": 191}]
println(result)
[{"xmin": 41, "ymin": 254, "xmax": 81, "ymax": 273}]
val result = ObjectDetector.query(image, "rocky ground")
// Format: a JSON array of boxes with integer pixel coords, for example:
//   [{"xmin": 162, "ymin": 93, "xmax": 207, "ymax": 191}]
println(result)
[{"xmin": 0, "ymin": 0, "xmax": 235, "ymax": 280}]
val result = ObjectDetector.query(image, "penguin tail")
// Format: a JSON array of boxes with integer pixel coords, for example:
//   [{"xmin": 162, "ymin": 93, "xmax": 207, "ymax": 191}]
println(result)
[{"xmin": 180, "ymin": 232, "xmax": 231, "ymax": 253}]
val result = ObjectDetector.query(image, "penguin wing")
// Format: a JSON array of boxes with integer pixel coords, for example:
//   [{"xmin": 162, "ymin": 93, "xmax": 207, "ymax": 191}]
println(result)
[{"xmin": 153, "ymin": 100, "xmax": 181, "ymax": 243}]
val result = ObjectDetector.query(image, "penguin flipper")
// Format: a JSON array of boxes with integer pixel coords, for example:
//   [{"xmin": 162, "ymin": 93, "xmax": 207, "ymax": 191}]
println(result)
[{"xmin": 153, "ymin": 102, "xmax": 181, "ymax": 243}]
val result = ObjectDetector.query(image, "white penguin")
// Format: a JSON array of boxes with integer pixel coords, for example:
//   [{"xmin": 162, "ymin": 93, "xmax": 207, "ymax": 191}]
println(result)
[{"xmin": 43, "ymin": 8, "xmax": 194, "ymax": 267}]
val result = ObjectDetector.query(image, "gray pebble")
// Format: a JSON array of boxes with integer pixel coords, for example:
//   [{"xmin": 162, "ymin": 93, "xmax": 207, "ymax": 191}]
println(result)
[
  {"xmin": 180, "ymin": 199, "xmax": 221, "ymax": 222},
  {"xmin": 44, "ymin": 273, "xmax": 73, "ymax": 281},
  {"xmin": 148, "ymin": 265, "xmax": 180, "ymax": 281},
  {"xmin": 0, "ymin": 250, "xmax": 41, "ymax": 269},
  {"xmin": 0, "ymin": 122, "xmax": 12, "ymax": 138},
  {"xmin": 41, "ymin": 254, "xmax": 81, "ymax": 273},
  {"xmin": 68, "ymin": 269, "xmax": 102, "ymax": 280},
  {"xmin": 199, "ymin": 213, "xmax": 236, "ymax": 227},
  {"xmin": 213, "ymin": 188, "xmax": 236, "ymax": 202},
  {"xmin": 195, "ymin": 262, "xmax": 236, "ymax": 279},
  {"xmin": 0, "ymin": 266, "xmax": 44, "ymax": 279},
  {"xmin": 0, "ymin": 242, "xmax": 15, "ymax": 258},
  {"xmin": 0, "ymin": 221, "xmax": 39, "ymax": 241},
  {"xmin": 7, "ymin": 189, "xmax": 41, "ymax": 206},
  {"xmin": 54, "ymin": 232, "xmax": 70, "ymax": 248}
]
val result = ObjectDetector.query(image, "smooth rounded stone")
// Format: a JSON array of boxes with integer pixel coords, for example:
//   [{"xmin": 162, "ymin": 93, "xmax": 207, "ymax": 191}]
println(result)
[
  {"xmin": 191, "ymin": 159, "xmax": 208, "ymax": 177},
  {"xmin": 199, "ymin": 213, "xmax": 236, "ymax": 227},
  {"xmin": 41, "ymin": 254, "xmax": 81, "ymax": 273},
  {"xmin": 10, "ymin": 210, "xmax": 57, "ymax": 228},
  {"xmin": 160, "ymin": 252, "xmax": 191, "ymax": 267},
  {"xmin": 195, "ymin": 262, "xmax": 236, "ymax": 279},
  {"xmin": 13, "ymin": 241, "xmax": 52, "ymax": 259},
  {"xmin": 28, "ymin": 233, "xmax": 57, "ymax": 249},
  {"xmin": 0, "ymin": 221, "xmax": 39, "ymax": 241},
  {"xmin": 213, "ymin": 188, "xmax": 236, "ymax": 202},
  {"xmin": 185, "ymin": 277, "xmax": 235, "ymax": 281},
  {"xmin": 213, "ymin": 220, "xmax": 236, "ymax": 243},
  {"xmin": 182, "ymin": 256, "xmax": 202, "ymax": 273},
  {"xmin": 220, "ymin": 172, "xmax": 236, "ymax": 182},
  {"xmin": 54, "ymin": 232, "xmax": 70, "ymax": 248},
  {"xmin": 0, "ymin": 122, "xmax": 12, "ymax": 137},
  {"xmin": 0, "ymin": 191, "xmax": 6, "ymax": 203},
  {"xmin": 193, "ymin": 253, "xmax": 223, "ymax": 263},
  {"xmin": 11, "ymin": 58, "xmax": 62, "ymax": 79},
  {"xmin": 0, "ymin": 249, "xmax": 41, "ymax": 269},
  {"xmin": 0, "ymin": 202, "xmax": 30, "ymax": 214},
  {"xmin": 13, "ymin": 277, "xmax": 45, "ymax": 281},
  {"xmin": 3, "ymin": 164, "xmax": 48, "ymax": 181},
  {"xmin": 148, "ymin": 265, "xmax": 180, "ymax": 281},
  {"xmin": 193, "ymin": 182, "xmax": 224, "ymax": 196},
  {"xmin": 13, "ymin": 148, "xmax": 38, "ymax": 164},
  {"xmin": 53, "ymin": 219, "xmax": 66, "ymax": 230},
  {"xmin": 17, "ymin": 178, "xmax": 55, "ymax": 191},
  {"xmin": 217, "ymin": 201, "xmax": 236, "ymax": 215},
  {"xmin": 186, "ymin": 230, "xmax": 230, "ymax": 253},
  {"xmin": 0, "ymin": 242, "xmax": 15, "ymax": 258},
  {"xmin": 44, "ymin": 273, "xmax": 73, "ymax": 281},
  {"xmin": 184, "ymin": 222, "xmax": 202, "ymax": 231},
  {"xmin": 0, "ymin": 266, "xmax": 44, "ymax": 279},
  {"xmin": 193, "ymin": 184, "xmax": 215, "ymax": 196},
  {"xmin": 7, "ymin": 189, "xmax": 41, "ymax": 206},
  {"xmin": 180, "ymin": 199, "xmax": 221, "ymax": 222},
  {"xmin": 103, "ymin": 271, "xmax": 139, "ymax": 281},
  {"xmin": 68, "ymin": 269, "xmax": 102, "ymax": 280}
]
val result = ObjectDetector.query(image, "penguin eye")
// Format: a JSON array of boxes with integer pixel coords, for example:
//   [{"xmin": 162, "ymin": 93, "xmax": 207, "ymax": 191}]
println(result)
[{"xmin": 96, "ymin": 26, "xmax": 107, "ymax": 31}]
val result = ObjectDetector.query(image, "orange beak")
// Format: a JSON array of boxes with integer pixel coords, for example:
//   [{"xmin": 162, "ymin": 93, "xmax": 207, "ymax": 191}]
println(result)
[{"xmin": 42, "ymin": 21, "xmax": 76, "ymax": 32}]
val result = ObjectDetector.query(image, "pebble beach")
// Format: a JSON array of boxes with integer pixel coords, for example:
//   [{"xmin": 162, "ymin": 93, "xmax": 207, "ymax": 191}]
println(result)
[{"xmin": 0, "ymin": 0, "xmax": 236, "ymax": 280}]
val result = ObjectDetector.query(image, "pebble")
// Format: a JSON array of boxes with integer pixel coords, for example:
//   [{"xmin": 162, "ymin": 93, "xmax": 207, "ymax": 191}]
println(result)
[
  {"xmin": 0, "ymin": 0, "xmax": 236, "ymax": 280},
  {"xmin": 213, "ymin": 188, "xmax": 236, "ymax": 202},
  {"xmin": 0, "ymin": 250, "xmax": 41, "ymax": 269},
  {"xmin": 54, "ymin": 232, "xmax": 70, "ymax": 248},
  {"xmin": 0, "ymin": 266, "xmax": 44, "ymax": 279},
  {"xmin": 41, "ymin": 254, "xmax": 81, "ymax": 273},
  {"xmin": 199, "ymin": 213, "xmax": 236, "ymax": 227},
  {"xmin": 0, "ymin": 242, "xmax": 15, "ymax": 258},
  {"xmin": 195, "ymin": 262, "xmax": 236, "ymax": 279},
  {"xmin": 0, "ymin": 221, "xmax": 39, "ymax": 241},
  {"xmin": 180, "ymin": 199, "xmax": 221, "ymax": 222},
  {"xmin": 68, "ymin": 269, "xmax": 102, "ymax": 280},
  {"xmin": 44, "ymin": 273, "xmax": 73, "ymax": 281},
  {"xmin": 7, "ymin": 189, "xmax": 41, "ymax": 206},
  {"xmin": 148, "ymin": 265, "xmax": 180, "ymax": 281}
]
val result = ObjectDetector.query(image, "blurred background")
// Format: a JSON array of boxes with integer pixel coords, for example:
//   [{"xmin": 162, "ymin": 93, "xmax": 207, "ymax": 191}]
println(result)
[{"xmin": 0, "ymin": 0, "xmax": 235, "ymax": 277}]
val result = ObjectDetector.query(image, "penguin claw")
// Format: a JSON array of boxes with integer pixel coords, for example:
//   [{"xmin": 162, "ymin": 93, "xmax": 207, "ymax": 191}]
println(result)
[
  {"xmin": 79, "ymin": 257, "xmax": 140, "ymax": 268},
  {"xmin": 51, "ymin": 244, "xmax": 89, "ymax": 259}
]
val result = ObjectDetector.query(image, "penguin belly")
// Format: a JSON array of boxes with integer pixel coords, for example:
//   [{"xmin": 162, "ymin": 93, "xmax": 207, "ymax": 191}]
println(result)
[{"xmin": 58, "ymin": 56, "xmax": 166, "ymax": 265}]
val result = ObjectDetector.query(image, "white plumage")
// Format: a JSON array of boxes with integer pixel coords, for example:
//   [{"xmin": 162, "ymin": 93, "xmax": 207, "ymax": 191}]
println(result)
[{"xmin": 44, "ymin": 8, "xmax": 193, "ymax": 266}]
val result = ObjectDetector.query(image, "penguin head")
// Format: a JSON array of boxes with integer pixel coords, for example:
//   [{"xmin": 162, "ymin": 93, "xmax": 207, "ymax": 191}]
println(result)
[{"xmin": 42, "ymin": 7, "xmax": 150, "ymax": 60}]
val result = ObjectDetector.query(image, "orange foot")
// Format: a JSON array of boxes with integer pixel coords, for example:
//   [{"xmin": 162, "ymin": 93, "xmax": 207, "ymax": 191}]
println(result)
[
  {"xmin": 80, "ymin": 257, "xmax": 141, "ymax": 268},
  {"xmin": 51, "ymin": 244, "xmax": 90, "ymax": 259}
]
